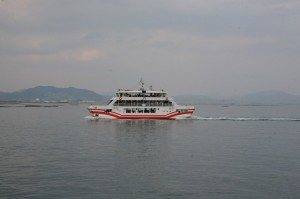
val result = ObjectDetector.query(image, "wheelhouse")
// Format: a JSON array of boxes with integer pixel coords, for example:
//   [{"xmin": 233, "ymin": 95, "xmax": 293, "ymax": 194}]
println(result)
[{"xmin": 116, "ymin": 90, "xmax": 167, "ymax": 98}]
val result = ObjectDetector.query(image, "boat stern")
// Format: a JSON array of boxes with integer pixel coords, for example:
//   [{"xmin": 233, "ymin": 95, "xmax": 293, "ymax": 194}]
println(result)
[{"xmin": 170, "ymin": 105, "xmax": 195, "ymax": 119}]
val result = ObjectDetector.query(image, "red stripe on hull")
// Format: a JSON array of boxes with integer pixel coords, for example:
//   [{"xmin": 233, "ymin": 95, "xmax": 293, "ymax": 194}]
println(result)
[{"xmin": 89, "ymin": 110, "xmax": 193, "ymax": 119}]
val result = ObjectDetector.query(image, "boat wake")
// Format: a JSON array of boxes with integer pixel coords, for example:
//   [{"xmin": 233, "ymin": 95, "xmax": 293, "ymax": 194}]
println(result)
[
  {"xmin": 84, "ymin": 116, "xmax": 104, "ymax": 120},
  {"xmin": 85, "ymin": 115, "xmax": 300, "ymax": 122},
  {"xmin": 189, "ymin": 116, "xmax": 300, "ymax": 122}
]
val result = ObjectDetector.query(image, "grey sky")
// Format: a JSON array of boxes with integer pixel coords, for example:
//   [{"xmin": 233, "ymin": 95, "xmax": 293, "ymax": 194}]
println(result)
[{"xmin": 1, "ymin": 0, "xmax": 299, "ymax": 97}]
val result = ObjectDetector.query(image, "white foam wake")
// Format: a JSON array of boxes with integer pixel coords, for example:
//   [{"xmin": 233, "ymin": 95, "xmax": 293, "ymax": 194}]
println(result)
[
  {"xmin": 190, "ymin": 116, "xmax": 300, "ymax": 121},
  {"xmin": 84, "ymin": 115, "xmax": 300, "ymax": 122},
  {"xmin": 84, "ymin": 116, "xmax": 108, "ymax": 120}
]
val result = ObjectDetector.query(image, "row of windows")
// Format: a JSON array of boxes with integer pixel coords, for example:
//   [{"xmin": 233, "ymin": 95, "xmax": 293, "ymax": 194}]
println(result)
[
  {"xmin": 116, "ymin": 93, "xmax": 167, "ymax": 97},
  {"xmin": 176, "ymin": 109, "xmax": 188, "ymax": 112},
  {"xmin": 114, "ymin": 100, "xmax": 173, "ymax": 107},
  {"xmin": 125, "ymin": 108, "xmax": 157, "ymax": 113}
]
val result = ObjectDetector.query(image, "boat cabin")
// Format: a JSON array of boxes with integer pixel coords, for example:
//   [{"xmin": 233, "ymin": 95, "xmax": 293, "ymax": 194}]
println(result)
[{"xmin": 116, "ymin": 90, "xmax": 167, "ymax": 98}]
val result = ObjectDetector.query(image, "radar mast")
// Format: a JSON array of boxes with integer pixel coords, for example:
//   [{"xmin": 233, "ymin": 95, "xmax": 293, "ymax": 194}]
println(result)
[{"xmin": 139, "ymin": 78, "xmax": 145, "ymax": 91}]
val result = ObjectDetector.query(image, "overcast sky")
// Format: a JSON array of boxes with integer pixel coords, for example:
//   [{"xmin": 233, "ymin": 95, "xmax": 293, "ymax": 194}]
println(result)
[{"xmin": 1, "ymin": 0, "xmax": 299, "ymax": 97}]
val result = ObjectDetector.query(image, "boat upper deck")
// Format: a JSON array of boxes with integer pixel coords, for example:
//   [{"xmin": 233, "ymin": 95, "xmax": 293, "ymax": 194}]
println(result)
[{"xmin": 116, "ymin": 89, "xmax": 167, "ymax": 97}]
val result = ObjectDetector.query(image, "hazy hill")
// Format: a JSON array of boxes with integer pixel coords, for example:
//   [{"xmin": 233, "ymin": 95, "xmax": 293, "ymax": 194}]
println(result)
[
  {"xmin": 228, "ymin": 90, "xmax": 300, "ymax": 105},
  {"xmin": 0, "ymin": 86, "xmax": 103, "ymax": 102},
  {"xmin": 173, "ymin": 94, "xmax": 221, "ymax": 105},
  {"xmin": 174, "ymin": 90, "xmax": 300, "ymax": 105},
  {"xmin": 1, "ymin": 87, "xmax": 300, "ymax": 105}
]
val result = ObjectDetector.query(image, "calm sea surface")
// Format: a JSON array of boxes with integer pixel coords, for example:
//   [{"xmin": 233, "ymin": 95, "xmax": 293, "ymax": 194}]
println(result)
[{"xmin": 1, "ymin": 105, "xmax": 300, "ymax": 198}]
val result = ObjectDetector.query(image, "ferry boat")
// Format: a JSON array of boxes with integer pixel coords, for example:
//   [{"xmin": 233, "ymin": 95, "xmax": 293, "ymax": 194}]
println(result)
[{"xmin": 88, "ymin": 80, "xmax": 195, "ymax": 119}]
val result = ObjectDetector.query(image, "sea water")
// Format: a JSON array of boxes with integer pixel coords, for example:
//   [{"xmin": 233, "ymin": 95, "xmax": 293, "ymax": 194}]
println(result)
[{"xmin": 0, "ymin": 104, "xmax": 300, "ymax": 198}]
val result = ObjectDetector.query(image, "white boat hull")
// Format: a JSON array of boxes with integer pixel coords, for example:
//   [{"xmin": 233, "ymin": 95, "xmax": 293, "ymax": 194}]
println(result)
[
  {"xmin": 88, "ymin": 107, "xmax": 194, "ymax": 120},
  {"xmin": 87, "ymin": 81, "xmax": 195, "ymax": 120}
]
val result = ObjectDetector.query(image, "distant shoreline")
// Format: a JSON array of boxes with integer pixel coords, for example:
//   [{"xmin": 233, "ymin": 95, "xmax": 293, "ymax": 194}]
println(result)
[{"xmin": 0, "ymin": 103, "xmax": 62, "ymax": 108}]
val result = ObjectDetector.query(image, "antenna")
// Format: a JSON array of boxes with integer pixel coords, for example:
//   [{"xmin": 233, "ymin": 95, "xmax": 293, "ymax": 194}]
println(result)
[{"xmin": 139, "ymin": 78, "xmax": 145, "ymax": 90}]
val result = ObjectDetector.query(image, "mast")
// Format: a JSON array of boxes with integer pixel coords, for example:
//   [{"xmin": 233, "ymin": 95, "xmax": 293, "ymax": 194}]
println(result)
[{"xmin": 139, "ymin": 78, "xmax": 145, "ymax": 91}]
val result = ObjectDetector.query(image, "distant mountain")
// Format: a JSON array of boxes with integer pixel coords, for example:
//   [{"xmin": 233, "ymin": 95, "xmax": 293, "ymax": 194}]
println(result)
[
  {"xmin": 0, "ymin": 86, "xmax": 104, "ymax": 102},
  {"xmin": 228, "ymin": 90, "xmax": 300, "ymax": 105},
  {"xmin": 0, "ymin": 91, "xmax": 8, "ymax": 97},
  {"xmin": 1, "ymin": 87, "xmax": 300, "ymax": 105},
  {"xmin": 173, "ymin": 94, "xmax": 222, "ymax": 105},
  {"xmin": 174, "ymin": 90, "xmax": 300, "ymax": 105}
]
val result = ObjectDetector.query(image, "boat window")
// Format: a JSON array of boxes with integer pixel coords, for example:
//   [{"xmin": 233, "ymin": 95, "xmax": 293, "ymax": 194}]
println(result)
[
  {"xmin": 176, "ymin": 109, "xmax": 187, "ymax": 113},
  {"xmin": 138, "ymin": 100, "xmax": 143, "ymax": 106},
  {"xmin": 132, "ymin": 100, "xmax": 137, "ymax": 106},
  {"xmin": 107, "ymin": 100, "xmax": 113, "ymax": 105},
  {"xmin": 113, "ymin": 100, "xmax": 172, "ymax": 107},
  {"xmin": 150, "ymin": 108, "xmax": 156, "ymax": 113},
  {"xmin": 125, "ymin": 100, "xmax": 131, "ymax": 106},
  {"xmin": 145, "ymin": 101, "xmax": 150, "ymax": 106},
  {"xmin": 114, "ymin": 100, "xmax": 125, "ymax": 106}
]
